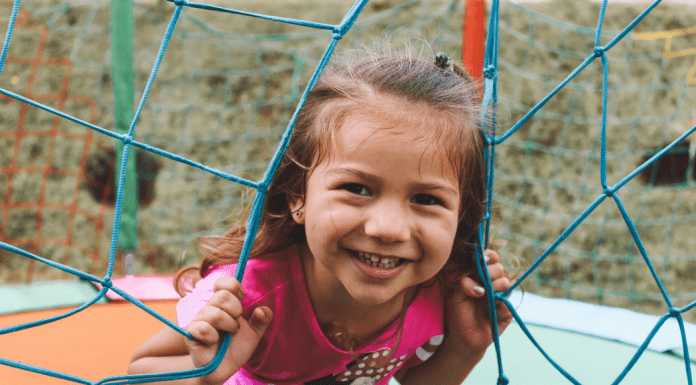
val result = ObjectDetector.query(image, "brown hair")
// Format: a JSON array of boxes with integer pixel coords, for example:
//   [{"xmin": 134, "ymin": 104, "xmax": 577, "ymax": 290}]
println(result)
[{"xmin": 175, "ymin": 47, "xmax": 488, "ymax": 352}]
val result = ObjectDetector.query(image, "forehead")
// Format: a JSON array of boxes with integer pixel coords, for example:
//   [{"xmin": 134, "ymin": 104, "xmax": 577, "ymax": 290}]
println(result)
[
  {"xmin": 325, "ymin": 96, "xmax": 461, "ymax": 179},
  {"xmin": 333, "ymin": 95, "xmax": 457, "ymax": 147}
]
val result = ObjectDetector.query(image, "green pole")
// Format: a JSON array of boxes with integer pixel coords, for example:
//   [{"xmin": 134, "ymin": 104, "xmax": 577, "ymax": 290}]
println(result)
[{"xmin": 111, "ymin": 0, "xmax": 137, "ymax": 274}]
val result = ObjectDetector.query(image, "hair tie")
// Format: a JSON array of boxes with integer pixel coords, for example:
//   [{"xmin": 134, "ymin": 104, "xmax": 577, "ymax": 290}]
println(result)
[{"xmin": 434, "ymin": 52, "xmax": 452, "ymax": 71}]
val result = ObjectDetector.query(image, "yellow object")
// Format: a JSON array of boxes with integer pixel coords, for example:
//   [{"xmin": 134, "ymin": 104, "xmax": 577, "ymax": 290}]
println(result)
[{"xmin": 634, "ymin": 27, "xmax": 696, "ymax": 84}]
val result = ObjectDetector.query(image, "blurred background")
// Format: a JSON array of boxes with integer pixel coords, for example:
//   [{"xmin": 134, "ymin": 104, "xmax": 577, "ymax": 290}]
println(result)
[{"xmin": 1, "ymin": 0, "xmax": 694, "ymax": 322}]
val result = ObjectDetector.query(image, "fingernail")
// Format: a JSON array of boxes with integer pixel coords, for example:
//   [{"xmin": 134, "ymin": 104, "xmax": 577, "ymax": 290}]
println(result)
[
  {"xmin": 484, "ymin": 254, "xmax": 489, "ymax": 263},
  {"xmin": 474, "ymin": 285, "xmax": 486, "ymax": 295}
]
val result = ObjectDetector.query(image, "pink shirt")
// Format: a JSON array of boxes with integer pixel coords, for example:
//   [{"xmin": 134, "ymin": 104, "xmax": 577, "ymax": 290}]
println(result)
[{"xmin": 177, "ymin": 244, "xmax": 445, "ymax": 385}]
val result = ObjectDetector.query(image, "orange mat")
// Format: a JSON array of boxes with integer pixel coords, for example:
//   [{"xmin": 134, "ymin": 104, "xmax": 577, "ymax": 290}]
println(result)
[{"xmin": 0, "ymin": 301, "xmax": 178, "ymax": 384}]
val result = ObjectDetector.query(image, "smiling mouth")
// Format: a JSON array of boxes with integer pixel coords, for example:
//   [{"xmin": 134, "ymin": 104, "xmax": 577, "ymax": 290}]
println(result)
[{"xmin": 350, "ymin": 249, "xmax": 406, "ymax": 269}]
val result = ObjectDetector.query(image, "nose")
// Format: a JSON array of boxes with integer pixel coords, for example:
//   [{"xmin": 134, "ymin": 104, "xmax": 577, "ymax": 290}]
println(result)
[{"xmin": 364, "ymin": 200, "xmax": 411, "ymax": 243}]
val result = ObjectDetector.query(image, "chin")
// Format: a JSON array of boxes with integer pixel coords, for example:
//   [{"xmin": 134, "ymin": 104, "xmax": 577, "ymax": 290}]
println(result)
[{"xmin": 346, "ymin": 285, "xmax": 406, "ymax": 307}]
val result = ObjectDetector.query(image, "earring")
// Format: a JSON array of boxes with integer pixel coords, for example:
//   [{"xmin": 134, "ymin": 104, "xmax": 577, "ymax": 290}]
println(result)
[{"xmin": 293, "ymin": 209, "xmax": 303, "ymax": 218}]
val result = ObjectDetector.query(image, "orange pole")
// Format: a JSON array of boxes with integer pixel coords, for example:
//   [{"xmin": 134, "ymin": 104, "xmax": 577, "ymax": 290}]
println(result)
[{"xmin": 463, "ymin": 0, "xmax": 486, "ymax": 80}]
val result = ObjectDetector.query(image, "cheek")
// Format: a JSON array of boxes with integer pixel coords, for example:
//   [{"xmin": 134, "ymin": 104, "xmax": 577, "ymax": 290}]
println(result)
[
  {"xmin": 426, "ymin": 220, "xmax": 458, "ymax": 262},
  {"xmin": 317, "ymin": 193, "xmax": 359, "ymax": 222},
  {"xmin": 305, "ymin": 202, "xmax": 357, "ymax": 241}
]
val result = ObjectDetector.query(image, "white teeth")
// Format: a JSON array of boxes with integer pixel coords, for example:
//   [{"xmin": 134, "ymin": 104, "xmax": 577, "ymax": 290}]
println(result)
[{"xmin": 354, "ymin": 251, "xmax": 403, "ymax": 269}]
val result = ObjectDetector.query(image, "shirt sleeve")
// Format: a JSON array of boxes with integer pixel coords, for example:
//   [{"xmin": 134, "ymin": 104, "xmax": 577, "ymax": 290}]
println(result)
[
  {"xmin": 176, "ymin": 264, "xmax": 238, "ymax": 329},
  {"xmin": 400, "ymin": 333, "xmax": 445, "ymax": 370}
]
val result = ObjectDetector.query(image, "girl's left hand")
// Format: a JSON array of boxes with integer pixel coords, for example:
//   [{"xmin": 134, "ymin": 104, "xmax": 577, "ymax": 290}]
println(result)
[{"xmin": 445, "ymin": 249, "xmax": 514, "ymax": 357}]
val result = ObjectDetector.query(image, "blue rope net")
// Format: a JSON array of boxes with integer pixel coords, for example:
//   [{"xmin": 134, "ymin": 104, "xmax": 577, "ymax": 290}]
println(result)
[
  {"xmin": 478, "ymin": 0, "xmax": 695, "ymax": 384},
  {"xmin": 0, "ymin": 0, "xmax": 371, "ymax": 383},
  {"xmin": 492, "ymin": 0, "xmax": 696, "ymax": 320},
  {"xmin": 0, "ymin": 0, "xmax": 695, "ymax": 384},
  {"xmin": 0, "ymin": 0, "xmax": 465, "ymax": 283}
]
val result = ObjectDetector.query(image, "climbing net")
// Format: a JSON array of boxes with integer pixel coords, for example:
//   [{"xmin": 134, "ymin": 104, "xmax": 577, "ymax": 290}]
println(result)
[
  {"xmin": 0, "ymin": 0, "xmax": 695, "ymax": 384},
  {"xmin": 0, "ymin": 0, "xmax": 464, "ymax": 284},
  {"xmin": 0, "ymin": 0, "xmax": 372, "ymax": 383},
  {"xmin": 490, "ymin": 0, "xmax": 696, "ymax": 324},
  {"xmin": 480, "ymin": 0, "xmax": 696, "ymax": 383}
]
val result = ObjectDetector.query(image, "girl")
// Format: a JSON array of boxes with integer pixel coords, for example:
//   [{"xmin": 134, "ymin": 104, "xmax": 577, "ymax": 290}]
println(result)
[{"xmin": 128, "ymin": 48, "xmax": 513, "ymax": 385}]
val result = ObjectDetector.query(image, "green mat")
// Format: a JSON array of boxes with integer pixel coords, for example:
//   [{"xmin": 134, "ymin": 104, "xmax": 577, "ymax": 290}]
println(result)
[
  {"xmin": 464, "ymin": 323, "xmax": 695, "ymax": 384},
  {"xmin": 0, "ymin": 280, "xmax": 105, "ymax": 316},
  {"xmin": 390, "ymin": 321, "xmax": 694, "ymax": 384}
]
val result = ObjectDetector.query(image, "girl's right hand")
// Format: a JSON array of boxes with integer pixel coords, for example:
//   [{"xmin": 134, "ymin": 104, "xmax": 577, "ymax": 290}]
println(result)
[{"xmin": 184, "ymin": 277, "xmax": 273, "ymax": 385}]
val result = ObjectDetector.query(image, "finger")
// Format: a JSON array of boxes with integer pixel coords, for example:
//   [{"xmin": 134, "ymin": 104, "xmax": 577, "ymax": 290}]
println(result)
[
  {"xmin": 460, "ymin": 276, "xmax": 487, "ymax": 298},
  {"xmin": 462, "ymin": 275, "xmax": 512, "ymax": 298},
  {"xmin": 247, "ymin": 306, "xmax": 274, "ymax": 337},
  {"xmin": 484, "ymin": 263, "xmax": 505, "ymax": 280},
  {"xmin": 207, "ymin": 290, "xmax": 244, "ymax": 319},
  {"xmin": 213, "ymin": 277, "xmax": 245, "ymax": 302},
  {"xmin": 490, "ymin": 276, "xmax": 512, "ymax": 293},
  {"xmin": 483, "ymin": 249, "xmax": 500, "ymax": 264},
  {"xmin": 494, "ymin": 300, "xmax": 514, "ymax": 325},
  {"xmin": 187, "ymin": 319, "xmax": 226, "ymax": 346},
  {"xmin": 190, "ymin": 306, "xmax": 241, "ymax": 342}
]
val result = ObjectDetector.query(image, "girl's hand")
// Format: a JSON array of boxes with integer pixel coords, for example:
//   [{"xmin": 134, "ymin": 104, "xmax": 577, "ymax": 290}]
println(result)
[
  {"xmin": 184, "ymin": 277, "xmax": 273, "ymax": 385},
  {"xmin": 445, "ymin": 249, "xmax": 514, "ymax": 358}
]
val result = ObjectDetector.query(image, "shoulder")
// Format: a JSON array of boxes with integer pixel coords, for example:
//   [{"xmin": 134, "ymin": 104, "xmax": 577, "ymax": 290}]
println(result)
[
  {"xmin": 176, "ymin": 245, "xmax": 301, "ymax": 328},
  {"xmin": 234, "ymin": 245, "xmax": 300, "ymax": 306},
  {"xmin": 175, "ymin": 263, "xmax": 236, "ymax": 328}
]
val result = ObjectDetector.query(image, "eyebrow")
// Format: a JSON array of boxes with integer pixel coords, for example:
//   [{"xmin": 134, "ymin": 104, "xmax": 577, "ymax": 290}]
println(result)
[{"xmin": 326, "ymin": 167, "xmax": 459, "ymax": 197}]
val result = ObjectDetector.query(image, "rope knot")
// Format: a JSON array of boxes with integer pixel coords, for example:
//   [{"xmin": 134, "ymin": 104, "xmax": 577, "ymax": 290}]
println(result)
[
  {"xmin": 603, "ymin": 187, "xmax": 614, "ymax": 197},
  {"xmin": 332, "ymin": 27, "xmax": 345, "ymax": 40},
  {"xmin": 101, "ymin": 279, "xmax": 113, "ymax": 289},
  {"xmin": 483, "ymin": 66, "xmax": 496, "ymax": 79},
  {"xmin": 257, "ymin": 181, "xmax": 269, "ymax": 195},
  {"xmin": 594, "ymin": 46, "xmax": 605, "ymax": 57},
  {"xmin": 669, "ymin": 307, "xmax": 680, "ymax": 317},
  {"xmin": 173, "ymin": 0, "xmax": 186, "ymax": 6},
  {"xmin": 122, "ymin": 136, "xmax": 133, "ymax": 145}
]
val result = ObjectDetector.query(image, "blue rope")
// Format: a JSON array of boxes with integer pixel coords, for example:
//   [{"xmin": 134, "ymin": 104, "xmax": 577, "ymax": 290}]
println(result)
[
  {"xmin": 0, "ymin": 0, "xmax": 20, "ymax": 77},
  {"xmin": 476, "ymin": 228, "xmax": 508, "ymax": 385},
  {"xmin": 479, "ymin": 0, "xmax": 695, "ymax": 383},
  {"xmin": 0, "ymin": 287, "xmax": 108, "ymax": 336},
  {"xmin": 612, "ymin": 313, "xmax": 670, "ymax": 384},
  {"xmin": 0, "ymin": 0, "xmax": 369, "ymax": 383},
  {"xmin": 0, "ymin": 243, "xmax": 103, "ymax": 283},
  {"xmin": 499, "ymin": 296, "xmax": 582, "ymax": 384},
  {"xmin": 234, "ymin": 0, "xmax": 370, "ymax": 282},
  {"xmin": 166, "ymin": 0, "xmax": 337, "ymax": 32},
  {"xmin": 1, "ymin": 0, "xmax": 695, "ymax": 383}
]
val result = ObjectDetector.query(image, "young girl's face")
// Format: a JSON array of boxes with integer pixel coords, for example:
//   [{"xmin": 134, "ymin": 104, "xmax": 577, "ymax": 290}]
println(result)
[{"xmin": 289, "ymin": 98, "xmax": 462, "ymax": 308}]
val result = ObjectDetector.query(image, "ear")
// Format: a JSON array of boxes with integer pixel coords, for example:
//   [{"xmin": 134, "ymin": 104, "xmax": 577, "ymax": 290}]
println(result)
[{"xmin": 286, "ymin": 194, "xmax": 305, "ymax": 225}]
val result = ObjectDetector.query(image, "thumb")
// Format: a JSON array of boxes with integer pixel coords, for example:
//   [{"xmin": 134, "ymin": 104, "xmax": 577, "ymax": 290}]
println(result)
[{"xmin": 247, "ymin": 306, "xmax": 273, "ymax": 337}]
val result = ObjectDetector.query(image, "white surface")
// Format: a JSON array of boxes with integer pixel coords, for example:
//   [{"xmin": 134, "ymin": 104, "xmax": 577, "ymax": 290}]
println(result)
[{"xmin": 510, "ymin": 291, "xmax": 696, "ymax": 352}]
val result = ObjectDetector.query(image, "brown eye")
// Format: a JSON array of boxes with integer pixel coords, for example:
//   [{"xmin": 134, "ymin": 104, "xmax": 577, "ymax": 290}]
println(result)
[
  {"xmin": 411, "ymin": 194, "xmax": 441, "ymax": 206},
  {"xmin": 341, "ymin": 183, "xmax": 370, "ymax": 196}
]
